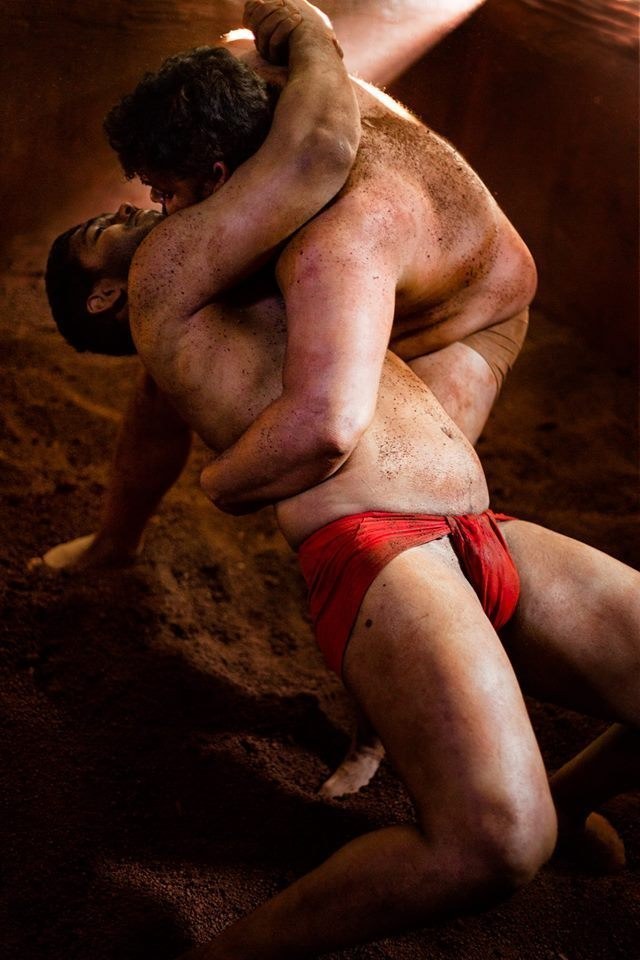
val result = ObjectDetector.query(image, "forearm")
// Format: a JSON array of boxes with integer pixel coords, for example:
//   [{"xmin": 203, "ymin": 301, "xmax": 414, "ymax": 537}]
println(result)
[
  {"xmin": 206, "ymin": 237, "xmax": 393, "ymax": 515},
  {"xmin": 131, "ymin": 6, "xmax": 360, "ymax": 328},
  {"xmin": 200, "ymin": 394, "xmax": 355, "ymax": 512},
  {"xmin": 287, "ymin": 26, "xmax": 359, "ymax": 151},
  {"xmin": 258, "ymin": 18, "xmax": 360, "ymax": 191},
  {"xmin": 95, "ymin": 370, "xmax": 192, "ymax": 549}
]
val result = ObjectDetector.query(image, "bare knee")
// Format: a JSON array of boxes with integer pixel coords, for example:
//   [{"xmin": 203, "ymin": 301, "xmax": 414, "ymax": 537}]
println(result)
[
  {"xmin": 422, "ymin": 790, "xmax": 557, "ymax": 910},
  {"xmin": 467, "ymin": 797, "xmax": 558, "ymax": 896},
  {"xmin": 393, "ymin": 795, "xmax": 556, "ymax": 930}
]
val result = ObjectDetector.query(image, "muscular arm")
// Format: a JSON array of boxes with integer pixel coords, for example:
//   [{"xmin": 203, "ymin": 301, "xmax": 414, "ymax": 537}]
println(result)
[
  {"xmin": 50, "ymin": 368, "xmax": 192, "ymax": 568},
  {"xmin": 200, "ymin": 211, "xmax": 398, "ymax": 512},
  {"xmin": 130, "ymin": 6, "xmax": 360, "ymax": 348},
  {"xmin": 94, "ymin": 369, "xmax": 192, "ymax": 551},
  {"xmin": 47, "ymin": 3, "xmax": 357, "ymax": 565}
]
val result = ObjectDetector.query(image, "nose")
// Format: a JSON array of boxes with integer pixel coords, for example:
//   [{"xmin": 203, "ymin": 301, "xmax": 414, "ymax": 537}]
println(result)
[{"xmin": 114, "ymin": 202, "xmax": 138, "ymax": 223}]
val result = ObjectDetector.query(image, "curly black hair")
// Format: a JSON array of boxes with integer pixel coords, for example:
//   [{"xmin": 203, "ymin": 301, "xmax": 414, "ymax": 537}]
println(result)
[
  {"xmin": 104, "ymin": 46, "xmax": 278, "ymax": 181},
  {"xmin": 45, "ymin": 227, "xmax": 135, "ymax": 356}
]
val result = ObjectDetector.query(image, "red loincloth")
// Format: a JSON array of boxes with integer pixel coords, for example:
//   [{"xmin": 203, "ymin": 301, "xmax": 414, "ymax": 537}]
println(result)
[{"xmin": 298, "ymin": 509, "xmax": 519, "ymax": 675}]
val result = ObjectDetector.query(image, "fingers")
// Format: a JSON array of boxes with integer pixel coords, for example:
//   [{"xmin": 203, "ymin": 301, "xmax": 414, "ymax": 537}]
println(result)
[
  {"xmin": 244, "ymin": 0, "xmax": 285, "ymax": 32},
  {"xmin": 243, "ymin": 0, "xmax": 307, "ymax": 64},
  {"xmin": 265, "ymin": 13, "xmax": 302, "ymax": 62},
  {"xmin": 243, "ymin": 0, "xmax": 300, "ymax": 62}
]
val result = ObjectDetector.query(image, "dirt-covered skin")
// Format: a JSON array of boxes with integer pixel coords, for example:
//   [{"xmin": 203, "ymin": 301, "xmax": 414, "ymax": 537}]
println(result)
[{"xmin": 1, "ymin": 248, "xmax": 638, "ymax": 959}]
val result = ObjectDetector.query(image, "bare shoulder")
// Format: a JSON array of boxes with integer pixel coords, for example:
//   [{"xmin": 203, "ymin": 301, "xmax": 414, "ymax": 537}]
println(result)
[
  {"xmin": 128, "ymin": 216, "xmax": 177, "ymax": 321},
  {"xmin": 277, "ymin": 126, "xmax": 421, "ymax": 272},
  {"xmin": 353, "ymin": 77, "xmax": 500, "ymax": 230},
  {"xmin": 275, "ymin": 186, "xmax": 410, "ymax": 295},
  {"xmin": 275, "ymin": 112, "xmax": 439, "ymax": 291}
]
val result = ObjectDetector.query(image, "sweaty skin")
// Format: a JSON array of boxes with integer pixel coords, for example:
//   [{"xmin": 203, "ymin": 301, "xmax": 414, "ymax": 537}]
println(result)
[
  {"xmin": 41, "ymin": 9, "xmax": 640, "ymax": 951},
  {"xmin": 127, "ymin": 203, "xmax": 640, "ymax": 960},
  {"xmin": 47, "ymin": 1, "xmax": 524, "ymax": 570},
  {"xmin": 115, "ymin": 45, "xmax": 638, "ymax": 929},
  {"xmin": 42, "ymin": 0, "xmax": 361, "ymax": 572},
  {"xmin": 46, "ymin": 3, "xmax": 535, "ymax": 803},
  {"xmin": 132, "ymin": 65, "xmax": 536, "ymax": 514},
  {"xmin": 58, "ymin": 1, "xmax": 534, "ymax": 789},
  {"xmin": 137, "ymin": 306, "xmax": 491, "ymax": 546}
]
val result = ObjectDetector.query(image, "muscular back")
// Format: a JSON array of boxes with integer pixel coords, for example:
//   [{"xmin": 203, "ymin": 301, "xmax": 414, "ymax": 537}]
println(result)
[{"xmin": 279, "ymin": 78, "xmax": 536, "ymax": 360}]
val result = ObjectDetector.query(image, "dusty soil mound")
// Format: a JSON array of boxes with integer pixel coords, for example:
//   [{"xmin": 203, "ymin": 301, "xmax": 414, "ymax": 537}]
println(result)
[{"xmin": 1, "ymin": 260, "xmax": 638, "ymax": 959}]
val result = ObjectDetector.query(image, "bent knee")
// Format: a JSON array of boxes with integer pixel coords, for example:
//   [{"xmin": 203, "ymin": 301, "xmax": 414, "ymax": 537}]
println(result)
[
  {"xmin": 472, "ymin": 802, "xmax": 557, "ymax": 894},
  {"xmin": 432, "ymin": 792, "xmax": 557, "ymax": 903},
  {"xmin": 390, "ymin": 793, "xmax": 556, "ymax": 927}
]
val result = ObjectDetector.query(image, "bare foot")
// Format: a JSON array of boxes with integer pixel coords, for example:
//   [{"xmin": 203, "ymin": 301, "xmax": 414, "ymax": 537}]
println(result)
[
  {"xmin": 31, "ymin": 533, "xmax": 141, "ymax": 571},
  {"xmin": 556, "ymin": 811, "xmax": 626, "ymax": 874},
  {"xmin": 319, "ymin": 737, "xmax": 385, "ymax": 798},
  {"xmin": 39, "ymin": 533, "xmax": 97, "ymax": 570}
]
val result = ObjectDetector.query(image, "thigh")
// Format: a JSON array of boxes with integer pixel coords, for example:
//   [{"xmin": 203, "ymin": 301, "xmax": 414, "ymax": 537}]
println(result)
[
  {"xmin": 407, "ymin": 312, "xmax": 528, "ymax": 445},
  {"xmin": 342, "ymin": 537, "xmax": 551, "ymax": 836},
  {"xmin": 409, "ymin": 342, "xmax": 497, "ymax": 444},
  {"xmin": 500, "ymin": 520, "xmax": 640, "ymax": 724}
]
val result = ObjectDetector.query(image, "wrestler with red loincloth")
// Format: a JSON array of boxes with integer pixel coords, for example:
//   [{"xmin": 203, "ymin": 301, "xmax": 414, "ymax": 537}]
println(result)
[
  {"xmin": 41, "ymin": 4, "xmax": 639, "ymax": 956},
  {"xmin": 45, "ymin": 0, "xmax": 531, "ymax": 795},
  {"xmin": 300, "ymin": 509, "xmax": 520, "ymax": 675}
]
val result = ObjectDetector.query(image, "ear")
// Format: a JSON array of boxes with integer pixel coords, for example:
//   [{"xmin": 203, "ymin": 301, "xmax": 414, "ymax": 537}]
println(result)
[
  {"xmin": 201, "ymin": 161, "xmax": 231, "ymax": 199},
  {"xmin": 87, "ymin": 277, "xmax": 127, "ymax": 316}
]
